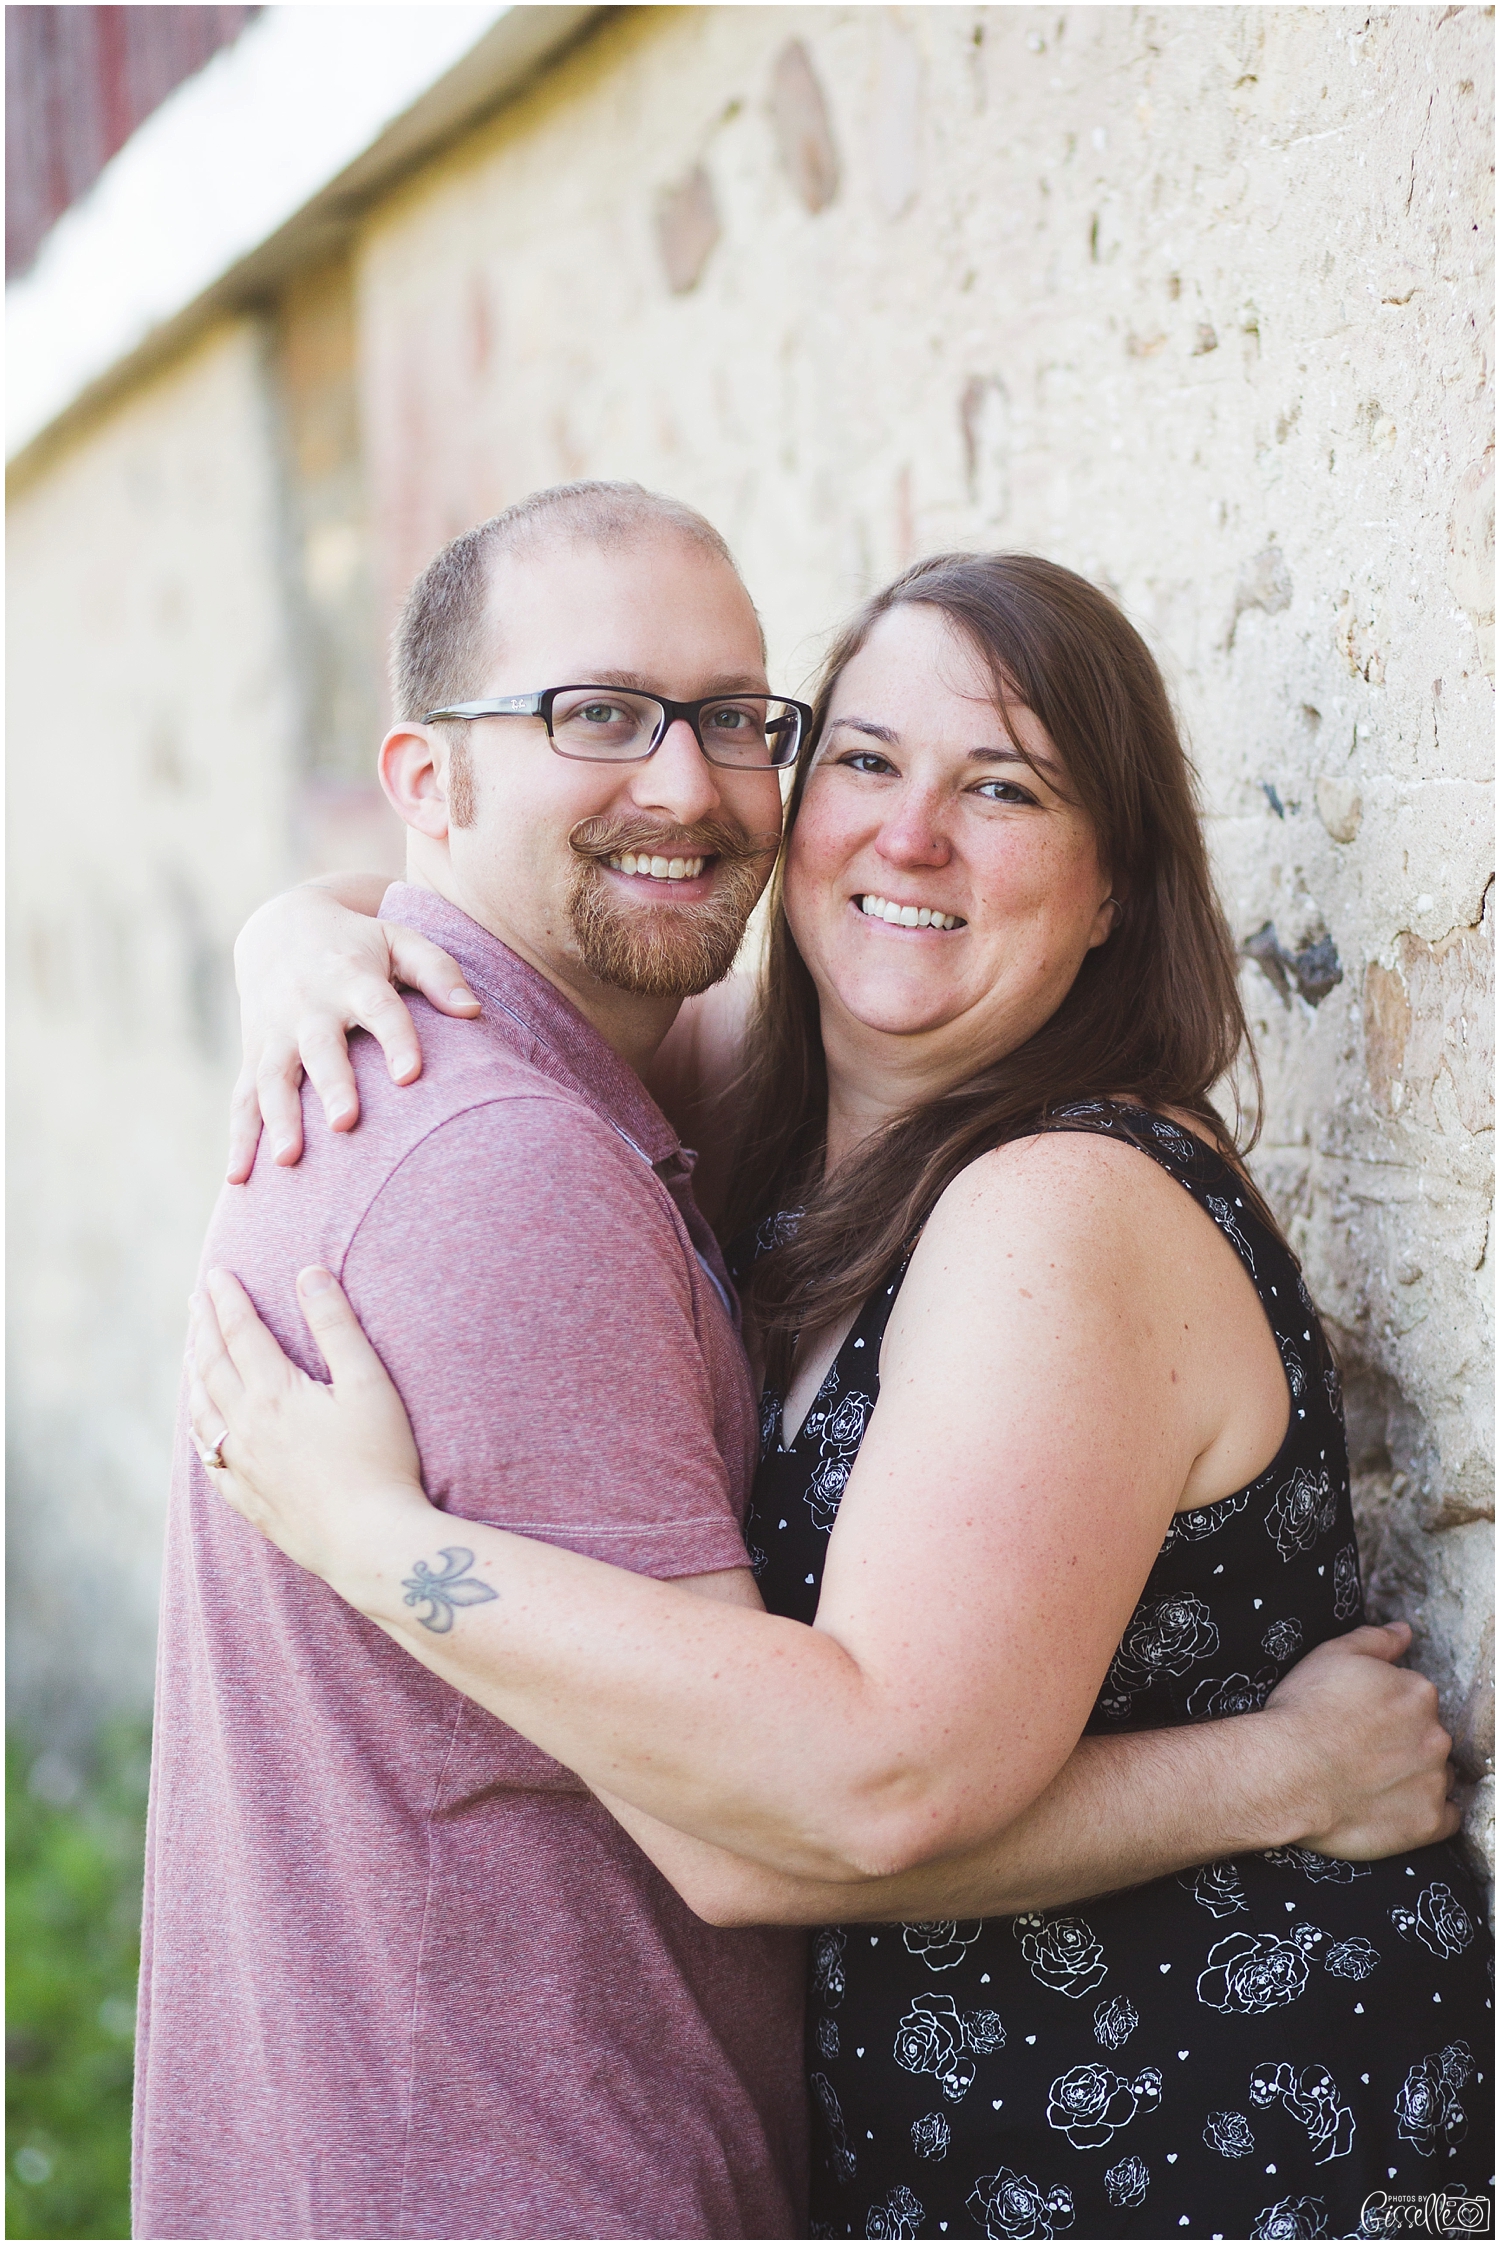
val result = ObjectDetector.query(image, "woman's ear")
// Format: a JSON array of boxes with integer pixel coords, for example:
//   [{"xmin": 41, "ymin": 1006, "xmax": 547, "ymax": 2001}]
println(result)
[
  {"xmin": 379, "ymin": 724, "xmax": 451, "ymax": 841},
  {"xmin": 1086, "ymin": 884, "xmax": 1122, "ymax": 950}
]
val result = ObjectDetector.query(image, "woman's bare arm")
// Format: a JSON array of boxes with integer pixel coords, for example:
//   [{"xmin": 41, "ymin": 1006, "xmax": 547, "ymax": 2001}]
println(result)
[
  {"xmin": 188, "ymin": 1132, "xmax": 1459, "ymax": 1888},
  {"xmin": 228, "ymin": 875, "xmax": 479, "ymax": 1181},
  {"xmin": 640, "ymin": 977, "xmax": 758, "ymax": 1224},
  {"xmin": 228, "ymin": 877, "xmax": 758, "ymax": 1198},
  {"xmin": 591, "ymin": 1620, "xmax": 1456, "ymax": 1925}
]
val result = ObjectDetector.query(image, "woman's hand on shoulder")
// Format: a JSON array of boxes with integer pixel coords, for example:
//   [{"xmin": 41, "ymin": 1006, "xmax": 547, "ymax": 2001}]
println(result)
[
  {"xmin": 229, "ymin": 877, "xmax": 479, "ymax": 1183},
  {"xmin": 1263, "ymin": 1622, "xmax": 1461, "ymax": 1858}
]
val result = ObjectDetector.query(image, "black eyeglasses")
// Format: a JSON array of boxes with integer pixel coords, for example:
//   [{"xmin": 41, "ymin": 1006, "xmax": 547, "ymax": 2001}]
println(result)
[{"xmin": 421, "ymin": 686, "xmax": 812, "ymax": 770}]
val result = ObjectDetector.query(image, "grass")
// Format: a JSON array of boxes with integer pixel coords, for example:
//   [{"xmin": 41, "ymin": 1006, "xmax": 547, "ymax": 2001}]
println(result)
[{"xmin": 6, "ymin": 1726, "xmax": 150, "ymax": 2241}]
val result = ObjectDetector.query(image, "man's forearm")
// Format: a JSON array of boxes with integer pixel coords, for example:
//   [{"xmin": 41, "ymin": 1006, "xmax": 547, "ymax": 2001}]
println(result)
[{"xmin": 602, "ymin": 1713, "xmax": 1315, "ymax": 1927}]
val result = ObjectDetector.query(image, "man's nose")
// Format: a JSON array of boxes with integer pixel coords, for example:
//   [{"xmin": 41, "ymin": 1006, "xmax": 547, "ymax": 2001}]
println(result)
[{"xmin": 628, "ymin": 716, "xmax": 723, "ymax": 826}]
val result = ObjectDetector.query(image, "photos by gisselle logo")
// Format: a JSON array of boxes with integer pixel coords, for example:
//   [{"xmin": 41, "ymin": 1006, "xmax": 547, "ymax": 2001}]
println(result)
[{"xmin": 1358, "ymin": 2188, "xmax": 1493, "ymax": 2237}]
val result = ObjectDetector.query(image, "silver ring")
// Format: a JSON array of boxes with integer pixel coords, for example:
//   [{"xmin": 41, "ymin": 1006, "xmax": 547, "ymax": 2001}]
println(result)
[{"xmin": 198, "ymin": 1433, "xmax": 228, "ymax": 1472}]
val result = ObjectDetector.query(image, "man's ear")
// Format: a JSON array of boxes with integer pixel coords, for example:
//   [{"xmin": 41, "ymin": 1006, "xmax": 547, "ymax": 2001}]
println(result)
[{"xmin": 380, "ymin": 724, "xmax": 450, "ymax": 840}]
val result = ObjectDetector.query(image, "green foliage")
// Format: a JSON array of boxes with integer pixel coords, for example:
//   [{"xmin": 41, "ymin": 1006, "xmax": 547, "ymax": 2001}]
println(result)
[{"xmin": 6, "ymin": 1727, "xmax": 149, "ymax": 2241}]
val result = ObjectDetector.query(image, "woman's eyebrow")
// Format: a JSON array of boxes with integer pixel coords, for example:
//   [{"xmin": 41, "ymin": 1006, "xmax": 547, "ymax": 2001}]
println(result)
[
  {"xmin": 825, "ymin": 715, "xmax": 900, "ymax": 744},
  {"xmin": 827, "ymin": 715, "xmax": 1063, "ymax": 782},
  {"xmin": 969, "ymin": 743, "xmax": 1065, "ymax": 781}
]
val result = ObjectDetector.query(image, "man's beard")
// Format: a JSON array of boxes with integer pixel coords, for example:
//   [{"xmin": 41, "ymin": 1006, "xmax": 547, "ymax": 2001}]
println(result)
[{"xmin": 566, "ymin": 813, "xmax": 777, "ymax": 998}]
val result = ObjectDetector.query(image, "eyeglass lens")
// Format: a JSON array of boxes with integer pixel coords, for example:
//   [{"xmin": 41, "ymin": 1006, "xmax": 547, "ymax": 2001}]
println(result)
[{"xmin": 548, "ymin": 690, "xmax": 799, "ymax": 767}]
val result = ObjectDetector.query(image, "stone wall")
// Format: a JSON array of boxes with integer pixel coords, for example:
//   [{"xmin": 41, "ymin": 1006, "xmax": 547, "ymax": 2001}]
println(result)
[{"xmin": 8, "ymin": 5, "xmax": 1492, "ymax": 1869}]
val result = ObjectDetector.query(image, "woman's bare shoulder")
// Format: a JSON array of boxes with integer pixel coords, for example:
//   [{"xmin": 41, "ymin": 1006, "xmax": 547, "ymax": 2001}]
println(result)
[{"xmin": 916, "ymin": 1121, "xmax": 1209, "ymax": 1287}]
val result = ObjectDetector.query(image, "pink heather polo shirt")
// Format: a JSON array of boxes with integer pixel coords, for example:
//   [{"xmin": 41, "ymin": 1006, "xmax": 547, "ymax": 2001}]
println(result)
[{"xmin": 134, "ymin": 884, "xmax": 808, "ymax": 2242}]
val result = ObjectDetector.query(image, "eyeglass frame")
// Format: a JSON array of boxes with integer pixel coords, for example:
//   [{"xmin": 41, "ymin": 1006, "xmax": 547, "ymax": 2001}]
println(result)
[{"xmin": 420, "ymin": 686, "xmax": 814, "ymax": 770}]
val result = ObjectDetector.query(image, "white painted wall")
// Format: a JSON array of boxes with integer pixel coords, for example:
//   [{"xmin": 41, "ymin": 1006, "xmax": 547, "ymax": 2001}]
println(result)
[{"xmin": 8, "ymin": 321, "xmax": 298, "ymax": 1726}]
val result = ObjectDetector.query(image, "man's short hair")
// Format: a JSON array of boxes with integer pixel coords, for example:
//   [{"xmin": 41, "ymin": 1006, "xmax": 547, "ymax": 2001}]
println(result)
[{"xmin": 390, "ymin": 481, "xmax": 752, "ymax": 722}]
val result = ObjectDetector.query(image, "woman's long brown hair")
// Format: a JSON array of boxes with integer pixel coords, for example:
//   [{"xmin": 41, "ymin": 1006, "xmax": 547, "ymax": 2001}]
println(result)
[{"xmin": 721, "ymin": 551, "xmax": 1272, "ymax": 1383}]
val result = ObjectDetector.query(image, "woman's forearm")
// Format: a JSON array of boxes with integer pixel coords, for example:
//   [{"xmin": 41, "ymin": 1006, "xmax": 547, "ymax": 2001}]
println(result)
[
  {"xmin": 597, "ymin": 1717, "xmax": 1314, "ymax": 1926},
  {"xmin": 302, "ymin": 870, "xmax": 392, "ymax": 915},
  {"xmin": 344, "ymin": 1496, "xmax": 916, "ymax": 1880},
  {"xmin": 329, "ymin": 1491, "xmax": 1333, "ymax": 1888}
]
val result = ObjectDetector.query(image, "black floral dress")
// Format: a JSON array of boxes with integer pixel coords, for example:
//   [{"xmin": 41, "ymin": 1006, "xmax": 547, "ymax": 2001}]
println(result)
[{"xmin": 727, "ymin": 1104, "xmax": 1494, "ymax": 2243}]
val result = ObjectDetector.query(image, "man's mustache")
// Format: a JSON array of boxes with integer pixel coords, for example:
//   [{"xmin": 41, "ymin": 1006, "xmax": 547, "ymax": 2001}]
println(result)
[{"xmin": 568, "ymin": 813, "xmax": 782, "ymax": 868}]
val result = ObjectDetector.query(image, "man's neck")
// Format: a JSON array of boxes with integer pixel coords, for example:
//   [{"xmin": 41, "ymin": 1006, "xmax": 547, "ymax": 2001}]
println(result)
[{"xmin": 402, "ymin": 857, "xmax": 681, "ymax": 1078}]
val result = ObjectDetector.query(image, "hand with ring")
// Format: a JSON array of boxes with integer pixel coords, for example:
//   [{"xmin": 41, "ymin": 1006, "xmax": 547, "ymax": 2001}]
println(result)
[{"xmin": 186, "ymin": 1266, "xmax": 432, "ymax": 1584}]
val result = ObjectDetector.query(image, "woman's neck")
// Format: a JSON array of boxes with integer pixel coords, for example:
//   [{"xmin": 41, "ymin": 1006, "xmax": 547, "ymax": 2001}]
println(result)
[{"xmin": 820, "ymin": 1021, "xmax": 972, "ymax": 1175}]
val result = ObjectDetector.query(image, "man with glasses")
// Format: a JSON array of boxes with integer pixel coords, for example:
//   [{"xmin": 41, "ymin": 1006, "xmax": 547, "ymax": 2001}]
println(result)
[{"xmin": 135, "ymin": 483, "xmax": 810, "ymax": 2241}]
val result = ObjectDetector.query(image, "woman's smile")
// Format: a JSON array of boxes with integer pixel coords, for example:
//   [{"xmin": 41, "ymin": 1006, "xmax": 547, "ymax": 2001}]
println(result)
[
  {"xmin": 786, "ymin": 602, "xmax": 1113, "ymax": 1069},
  {"xmin": 853, "ymin": 892, "xmax": 967, "ymax": 931}
]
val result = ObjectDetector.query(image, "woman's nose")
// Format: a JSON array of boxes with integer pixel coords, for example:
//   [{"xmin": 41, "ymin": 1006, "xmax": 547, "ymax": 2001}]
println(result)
[{"xmin": 875, "ymin": 790, "xmax": 952, "ymax": 868}]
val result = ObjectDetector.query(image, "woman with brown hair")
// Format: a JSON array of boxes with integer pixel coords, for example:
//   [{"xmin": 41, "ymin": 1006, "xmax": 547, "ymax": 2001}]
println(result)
[{"xmin": 190, "ymin": 550, "xmax": 1490, "ymax": 2239}]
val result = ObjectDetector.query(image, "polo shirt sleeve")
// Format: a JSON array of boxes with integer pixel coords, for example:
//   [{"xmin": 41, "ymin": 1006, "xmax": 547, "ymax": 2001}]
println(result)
[{"xmin": 339, "ymin": 1092, "xmax": 752, "ymax": 1581}]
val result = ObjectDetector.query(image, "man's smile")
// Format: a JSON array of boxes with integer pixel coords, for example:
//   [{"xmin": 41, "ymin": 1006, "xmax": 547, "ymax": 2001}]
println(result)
[{"xmin": 605, "ymin": 850, "xmax": 709, "ymax": 883}]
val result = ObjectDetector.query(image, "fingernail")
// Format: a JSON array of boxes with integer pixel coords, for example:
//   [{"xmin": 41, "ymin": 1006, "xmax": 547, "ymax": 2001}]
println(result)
[
  {"xmin": 299, "ymin": 1266, "xmax": 334, "ymax": 1295},
  {"xmin": 450, "ymin": 988, "xmax": 477, "ymax": 1008},
  {"xmin": 274, "ymin": 1137, "xmax": 295, "ymax": 1158},
  {"xmin": 328, "ymin": 1102, "xmax": 353, "ymax": 1124},
  {"xmin": 390, "ymin": 1056, "xmax": 416, "ymax": 1080}
]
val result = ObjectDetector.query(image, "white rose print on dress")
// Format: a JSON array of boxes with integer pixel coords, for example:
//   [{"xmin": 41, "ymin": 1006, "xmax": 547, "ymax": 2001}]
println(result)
[
  {"xmin": 892, "ymin": 1993, "xmax": 1002, "ymax": 2102},
  {"xmin": 865, "ymin": 2185, "xmax": 923, "ymax": 2239},
  {"xmin": 903, "ymin": 1919, "xmax": 984, "ymax": 1971},
  {"xmin": 1250, "ymin": 2195, "xmax": 1329, "ymax": 2239},
  {"xmin": 1101, "ymin": 1596, "xmax": 1220, "ymax": 1715},
  {"xmin": 1261, "ymin": 1616, "xmax": 1304, "ymax": 1661},
  {"xmin": 1322, "ymin": 1937, "xmax": 1380, "ymax": 1981},
  {"xmin": 1331, "ymin": 1541, "xmax": 1361, "ymax": 1619},
  {"xmin": 813, "ymin": 1928, "xmax": 847, "ymax": 2005},
  {"xmin": 1141, "ymin": 1115, "xmax": 1201, "ymax": 1165},
  {"xmin": 1197, "ymin": 1925, "xmax": 1323, "ymax": 2014},
  {"xmin": 1091, "ymin": 1994, "xmax": 1140, "ymax": 2048},
  {"xmin": 1263, "ymin": 1846, "xmax": 1370, "ymax": 1885},
  {"xmin": 911, "ymin": 2111, "xmax": 951, "ymax": 2161},
  {"xmin": 758, "ymin": 1386, "xmax": 781, "ymax": 1460},
  {"xmin": 1206, "ymin": 1193, "xmax": 1258, "ymax": 1271},
  {"xmin": 1186, "ymin": 1666, "xmax": 1279, "ymax": 1716},
  {"xmin": 1102, "ymin": 2155, "xmax": 1149, "ymax": 2208},
  {"xmin": 1394, "ymin": 2041, "xmax": 1474, "ymax": 2157},
  {"xmin": 966, "ymin": 2168, "xmax": 1075, "ymax": 2239},
  {"xmin": 1389, "ymin": 1882, "xmax": 1475, "ymax": 1960},
  {"xmin": 1265, "ymin": 1467, "xmax": 1337, "ymax": 1561},
  {"xmin": 810, "ymin": 2070, "xmax": 856, "ymax": 2181},
  {"xmin": 1163, "ymin": 1490, "xmax": 1248, "ymax": 1548},
  {"xmin": 1278, "ymin": 1336, "xmax": 1308, "ymax": 1399},
  {"xmin": 816, "ymin": 2014, "xmax": 839, "ymax": 2059},
  {"xmin": 1014, "ymin": 1914, "xmax": 1108, "ymax": 1997},
  {"xmin": 754, "ymin": 1208, "xmax": 802, "ymax": 1254},
  {"xmin": 1203, "ymin": 2109, "xmax": 1257, "ymax": 2158},
  {"xmin": 1053, "ymin": 1098, "xmax": 1120, "ymax": 1128},
  {"xmin": 1178, "ymin": 1860, "xmax": 1249, "ymax": 1917},
  {"xmin": 1250, "ymin": 2062, "xmax": 1355, "ymax": 2163},
  {"xmin": 801, "ymin": 1389, "xmax": 873, "ymax": 1529},
  {"xmin": 1045, "ymin": 2061, "xmax": 1162, "ymax": 2150}
]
